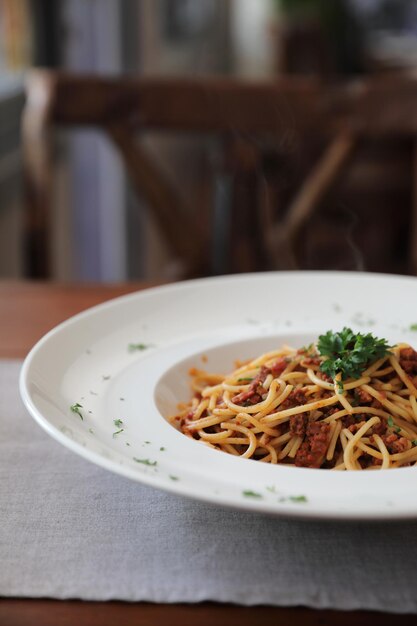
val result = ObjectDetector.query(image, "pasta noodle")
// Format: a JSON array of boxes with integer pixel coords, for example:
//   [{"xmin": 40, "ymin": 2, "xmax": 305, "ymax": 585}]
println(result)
[{"xmin": 169, "ymin": 337, "xmax": 417, "ymax": 470}]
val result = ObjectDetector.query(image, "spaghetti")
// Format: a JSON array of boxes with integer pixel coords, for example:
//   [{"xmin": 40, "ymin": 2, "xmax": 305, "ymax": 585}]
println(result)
[{"xmin": 169, "ymin": 332, "xmax": 417, "ymax": 470}]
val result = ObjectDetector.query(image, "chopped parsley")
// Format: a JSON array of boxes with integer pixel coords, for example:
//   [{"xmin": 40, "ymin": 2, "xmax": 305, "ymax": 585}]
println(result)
[
  {"xmin": 289, "ymin": 495, "xmax": 308, "ymax": 503},
  {"xmin": 102, "ymin": 375, "xmax": 111, "ymax": 381},
  {"xmin": 126, "ymin": 442, "xmax": 131, "ymax": 446},
  {"xmin": 410, "ymin": 324, "xmax": 417, "ymax": 332},
  {"xmin": 70, "ymin": 403, "xmax": 83, "ymax": 420},
  {"xmin": 128, "ymin": 343, "xmax": 153, "ymax": 352},
  {"xmin": 112, "ymin": 428, "xmax": 124, "ymax": 438},
  {"xmin": 133, "ymin": 458, "xmax": 157, "ymax": 466},
  {"xmin": 160, "ymin": 447, "xmax": 166, "ymax": 451},
  {"xmin": 88, "ymin": 428, "xmax": 94, "ymax": 434},
  {"xmin": 413, "ymin": 440, "xmax": 417, "ymax": 446},
  {"xmin": 242, "ymin": 490, "xmax": 263, "ymax": 499},
  {"xmin": 89, "ymin": 390, "xmax": 98, "ymax": 396},
  {"xmin": 387, "ymin": 416, "xmax": 394, "ymax": 427},
  {"xmin": 318, "ymin": 328, "xmax": 391, "ymax": 386},
  {"xmin": 169, "ymin": 475, "xmax": 179, "ymax": 481},
  {"xmin": 237, "ymin": 377, "xmax": 253, "ymax": 383},
  {"xmin": 120, "ymin": 397, "xmax": 125, "ymax": 401},
  {"xmin": 113, "ymin": 419, "xmax": 123, "ymax": 427}
]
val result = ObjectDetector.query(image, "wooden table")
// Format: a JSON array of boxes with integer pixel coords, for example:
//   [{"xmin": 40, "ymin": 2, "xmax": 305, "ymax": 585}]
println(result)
[{"xmin": 0, "ymin": 280, "xmax": 414, "ymax": 626}]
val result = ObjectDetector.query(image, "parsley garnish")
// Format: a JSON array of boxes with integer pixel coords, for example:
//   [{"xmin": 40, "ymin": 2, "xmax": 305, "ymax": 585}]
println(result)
[
  {"xmin": 413, "ymin": 440, "xmax": 417, "ymax": 446},
  {"xmin": 387, "ymin": 416, "xmax": 394, "ymax": 427},
  {"xmin": 133, "ymin": 458, "xmax": 157, "ymax": 466},
  {"xmin": 242, "ymin": 490, "xmax": 263, "ymax": 499},
  {"xmin": 113, "ymin": 428, "xmax": 124, "ymax": 438},
  {"xmin": 160, "ymin": 447, "xmax": 166, "ymax": 451},
  {"xmin": 102, "ymin": 375, "xmax": 111, "ymax": 381},
  {"xmin": 113, "ymin": 419, "xmax": 123, "ymax": 427},
  {"xmin": 169, "ymin": 475, "xmax": 179, "ymax": 481},
  {"xmin": 237, "ymin": 377, "xmax": 253, "ymax": 383},
  {"xmin": 410, "ymin": 324, "xmax": 417, "ymax": 332},
  {"xmin": 128, "ymin": 343, "xmax": 152, "ymax": 352},
  {"xmin": 70, "ymin": 403, "xmax": 83, "ymax": 420},
  {"xmin": 289, "ymin": 495, "xmax": 308, "ymax": 503},
  {"xmin": 318, "ymin": 328, "xmax": 391, "ymax": 384}
]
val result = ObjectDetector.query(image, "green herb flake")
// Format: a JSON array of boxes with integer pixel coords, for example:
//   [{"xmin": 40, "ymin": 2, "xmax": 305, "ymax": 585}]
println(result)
[
  {"xmin": 336, "ymin": 379, "xmax": 344, "ymax": 393},
  {"xmin": 318, "ymin": 327, "xmax": 391, "ymax": 383},
  {"xmin": 120, "ymin": 397, "xmax": 125, "ymax": 401},
  {"xmin": 266, "ymin": 485, "xmax": 277, "ymax": 493},
  {"xmin": 242, "ymin": 490, "xmax": 263, "ymax": 499},
  {"xmin": 102, "ymin": 375, "xmax": 111, "ymax": 381},
  {"xmin": 412, "ymin": 440, "xmax": 417, "ymax": 446},
  {"xmin": 113, "ymin": 419, "xmax": 123, "ymax": 427},
  {"xmin": 387, "ymin": 416, "xmax": 394, "ymax": 428},
  {"xmin": 144, "ymin": 441, "xmax": 151, "ymax": 444},
  {"xmin": 160, "ymin": 447, "xmax": 166, "ymax": 451},
  {"xmin": 128, "ymin": 343, "xmax": 152, "ymax": 352},
  {"xmin": 90, "ymin": 390, "xmax": 98, "ymax": 396},
  {"xmin": 237, "ymin": 377, "xmax": 253, "ymax": 383},
  {"xmin": 410, "ymin": 324, "xmax": 417, "ymax": 332},
  {"xmin": 169, "ymin": 475, "xmax": 179, "ymax": 481},
  {"xmin": 133, "ymin": 458, "xmax": 157, "ymax": 466},
  {"xmin": 70, "ymin": 403, "xmax": 83, "ymax": 420},
  {"xmin": 88, "ymin": 428, "xmax": 94, "ymax": 434},
  {"xmin": 112, "ymin": 428, "xmax": 124, "ymax": 438},
  {"xmin": 126, "ymin": 442, "xmax": 131, "ymax": 446},
  {"xmin": 289, "ymin": 495, "xmax": 308, "ymax": 503}
]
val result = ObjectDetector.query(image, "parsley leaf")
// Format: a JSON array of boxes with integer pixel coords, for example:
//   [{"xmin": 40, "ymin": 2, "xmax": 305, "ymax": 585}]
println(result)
[
  {"xmin": 112, "ymin": 428, "xmax": 124, "ymax": 438},
  {"xmin": 113, "ymin": 419, "xmax": 123, "ymax": 427},
  {"xmin": 410, "ymin": 324, "xmax": 417, "ymax": 332},
  {"xmin": 242, "ymin": 490, "xmax": 263, "ymax": 499},
  {"xmin": 387, "ymin": 416, "xmax": 394, "ymax": 427},
  {"xmin": 318, "ymin": 328, "xmax": 391, "ymax": 383},
  {"xmin": 289, "ymin": 495, "xmax": 308, "ymax": 503},
  {"xmin": 70, "ymin": 403, "xmax": 83, "ymax": 420},
  {"xmin": 128, "ymin": 343, "xmax": 153, "ymax": 352},
  {"xmin": 133, "ymin": 458, "xmax": 157, "ymax": 466}
]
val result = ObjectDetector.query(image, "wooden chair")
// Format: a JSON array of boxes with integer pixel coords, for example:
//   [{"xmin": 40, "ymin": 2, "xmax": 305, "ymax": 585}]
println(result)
[{"xmin": 21, "ymin": 70, "xmax": 417, "ymax": 279}]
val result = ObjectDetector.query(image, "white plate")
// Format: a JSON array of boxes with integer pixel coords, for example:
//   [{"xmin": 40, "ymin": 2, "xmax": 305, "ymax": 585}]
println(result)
[{"xmin": 19, "ymin": 271, "xmax": 417, "ymax": 521}]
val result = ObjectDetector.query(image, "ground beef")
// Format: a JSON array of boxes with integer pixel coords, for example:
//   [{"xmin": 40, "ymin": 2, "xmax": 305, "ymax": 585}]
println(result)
[
  {"xmin": 354, "ymin": 388, "xmax": 373, "ymax": 404},
  {"xmin": 289, "ymin": 414, "xmax": 308, "ymax": 436},
  {"xmin": 281, "ymin": 388, "xmax": 307, "ymax": 411},
  {"xmin": 270, "ymin": 358, "xmax": 288, "ymax": 377},
  {"xmin": 303, "ymin": 356, "xmax": 321, "ymax": 366},
  {"xmin": 399, "ymin": 347, "xmax": 417, "ymax": 376},
  {"xmin": 295, "ymin": 421, "xmax": 330, "ymax": 468},
  {"xmin": 348, "ymin": 421, "xmax": 365, "ymax": 433},
  {"xmin": 371, "ymin": 417, "xmax": 387, "ymax": 436},
  {"xmin": 382, "ymin": 433, "xmax": 410, "ymax": 454},
  {"xmin": 232, "ymin": 366, "xmax": 271, "ymax": 405},
  {"xmin": 316, "ymin": 371, "xmax": 332, "ymax": 382}
]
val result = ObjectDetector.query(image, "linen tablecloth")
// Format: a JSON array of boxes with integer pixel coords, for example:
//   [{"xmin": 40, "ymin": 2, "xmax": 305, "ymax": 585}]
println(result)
[{"xmin": 2, "ymin": 360, "xmax": 417, "ymax": 612}]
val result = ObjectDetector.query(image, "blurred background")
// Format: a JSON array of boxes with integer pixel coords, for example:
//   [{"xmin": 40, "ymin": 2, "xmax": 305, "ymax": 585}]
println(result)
[{"xmin": 2, "ymin": 0, "xmax": 417, "ymax": 282}]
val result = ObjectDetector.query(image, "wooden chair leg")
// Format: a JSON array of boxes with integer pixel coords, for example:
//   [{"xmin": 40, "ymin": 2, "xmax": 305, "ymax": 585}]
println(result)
[
  {"xmin": 22, "ymin": 72, "xmax": 56, "ymax": 278},
  {"xmin": 409, "ymin": 141, "xmax": 417, "ymax": 275}
]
